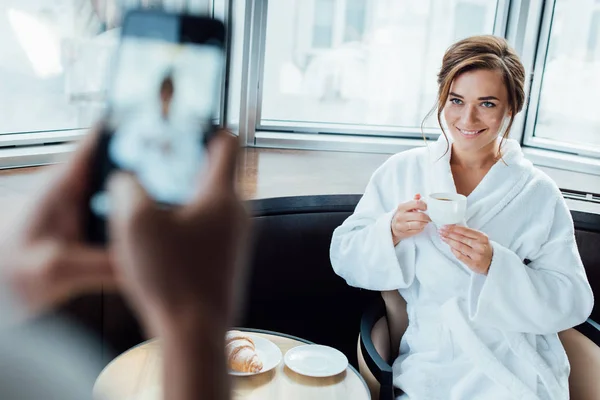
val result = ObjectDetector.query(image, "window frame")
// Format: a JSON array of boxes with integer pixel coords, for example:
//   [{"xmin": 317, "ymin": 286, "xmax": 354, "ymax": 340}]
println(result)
[
  {"xmin": 234, "ymin": 0, "xmax": 600, "ymax": 176},
  {"xmin": 237, "ymin": 0, "xmax": 511, "ymax": 148},
  {"xmin": 522, "ymin": 0, "xmax": 600, "ymax": 160}
]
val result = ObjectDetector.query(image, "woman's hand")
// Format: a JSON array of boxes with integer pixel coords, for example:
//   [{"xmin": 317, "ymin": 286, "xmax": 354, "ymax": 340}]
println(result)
[
  {"xmin": 439, "ymin": 225, "xmax": 493, "ymax": 274},
  {"xmin": 391, "ymin": 194, "xmax": 431, "ymax": 246}
]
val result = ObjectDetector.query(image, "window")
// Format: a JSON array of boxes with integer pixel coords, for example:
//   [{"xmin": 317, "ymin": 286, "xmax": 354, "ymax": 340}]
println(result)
[
  {"xmin": 258, "ymin": 0, "xmax": 502, "ymax": 135},
  {"xmin": 0, "ymin": 0, "xmax": 209, "ymax": 137},
  {"xmin": 525, "ymin": 0, "xmax": 600, "ymax": 154},
  {"xmin": 4, "ymin": 0, "xmax": 600, "ymax": 174},
  {"xmin": 0, "ymin": 1, "xmax": 112, "ymax": 135},
  {"xmin": 589, "ymin": 8, "xmax": 600, "ymax": 61},
  {"xmin": 307, "ymin": 0, "xmax": 368, "ymax": 49},
  {"xmin": 344, "ymin": 0, "xmax": 367, "ymax": 43},
  {"xmin": 453, "ymin": 1, "xmax": 489, "ymax": 41},
  {"xmin": 312, "ymin": 0, "xmax": 335, "ymax": 48}
]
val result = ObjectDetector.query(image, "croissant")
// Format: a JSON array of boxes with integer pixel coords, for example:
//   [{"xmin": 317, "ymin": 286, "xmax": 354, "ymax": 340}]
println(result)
[{"xmin": 225, "ymin": 331, "xmax": 263, "ymax": 373}]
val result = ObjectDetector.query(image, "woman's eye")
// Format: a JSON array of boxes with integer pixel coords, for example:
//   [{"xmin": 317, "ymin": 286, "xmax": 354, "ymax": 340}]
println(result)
[
  {"xmin": 482, "ymin": 101, "xmax": 496, "ymax": 108},
  {"xmin": 450, "ymin": 98, "xmax": 463, "ymax": 105}
]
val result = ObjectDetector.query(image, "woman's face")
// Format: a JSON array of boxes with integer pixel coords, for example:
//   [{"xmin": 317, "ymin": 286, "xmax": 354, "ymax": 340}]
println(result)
[{"xmin": 442, "ymin": 69, "xmax": 510, "ymax": 155}]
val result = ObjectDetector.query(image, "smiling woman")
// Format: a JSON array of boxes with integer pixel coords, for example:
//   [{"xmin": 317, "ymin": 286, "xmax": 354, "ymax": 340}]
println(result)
[
  {"xmin": 330, "ymin": 34, "xmax": 594, "ymax": 400},
  {"xmin": 425, "ymin": 35, "xmax": 526, "ymax": 162},
  {"xmin": 445, "ymin": 70, "xmax": 511, "ymax": 150}
]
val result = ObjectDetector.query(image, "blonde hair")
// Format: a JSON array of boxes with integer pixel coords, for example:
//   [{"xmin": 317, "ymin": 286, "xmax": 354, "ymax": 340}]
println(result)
[{"xmin": 422, "ymin": 35, "xmax": 526, "ymax": 158}]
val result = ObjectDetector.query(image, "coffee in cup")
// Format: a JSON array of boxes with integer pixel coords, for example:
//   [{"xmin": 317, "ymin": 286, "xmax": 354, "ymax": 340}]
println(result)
[{"xmin": 425, "ymin": 192, "xmax": 467, "ymax": 226}]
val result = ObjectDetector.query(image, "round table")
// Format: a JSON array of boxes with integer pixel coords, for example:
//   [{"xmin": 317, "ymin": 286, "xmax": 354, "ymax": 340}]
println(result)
[{"xmin": 94, "ymin": 328, "xmax": 371, "ymax": 400}]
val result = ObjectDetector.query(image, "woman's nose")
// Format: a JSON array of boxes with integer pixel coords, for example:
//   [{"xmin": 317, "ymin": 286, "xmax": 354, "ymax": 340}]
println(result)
[{"xmin": 460, "ymin": 105, "xmax": 479, "ymax": 126}]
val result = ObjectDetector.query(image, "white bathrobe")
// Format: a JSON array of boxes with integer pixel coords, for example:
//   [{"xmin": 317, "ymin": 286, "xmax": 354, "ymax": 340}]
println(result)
[{"xmin": 330, "ymin": 136, "xmax": 594, "ymax": 400}]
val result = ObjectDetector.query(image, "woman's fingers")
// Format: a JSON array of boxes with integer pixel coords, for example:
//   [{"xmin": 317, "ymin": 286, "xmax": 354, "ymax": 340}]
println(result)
[
  {"xmin": 396, "ymin": 211, "xmax": 431, "ymax": 225},
  {"xmin": 395, "ymin": 220, "xmax": 428, "ymax": 233},
  {"xmin": 440, "ymin": 230, "xmax": 486, "ymax": 251},
  {"xmin": 443, "ymin": 225, "xmax": 485, "ymax": 241},
  {"xmin": 451, "ymin": 248, "xmax": 472, "ymax": 263},
  {"xmin": 397, "ymin": 200, "xmax": 428, "ymax": 213},
  {"xmin": 405, "ymin": 211, "xmax": 431, "ymax": 223},
  {"xmin": 441, "ymin": 236, "xmax": 474, "ymax": 256}
]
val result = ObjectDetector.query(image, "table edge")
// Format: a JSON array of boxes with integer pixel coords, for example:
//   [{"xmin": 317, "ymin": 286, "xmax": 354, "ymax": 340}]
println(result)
[
  {"xmin": 235, "ymin": 327, "xmax": 370, "ymax": 399},
  {"xmin": 96, "ymin": 327, "xmax": 372, "ymax": 400}
]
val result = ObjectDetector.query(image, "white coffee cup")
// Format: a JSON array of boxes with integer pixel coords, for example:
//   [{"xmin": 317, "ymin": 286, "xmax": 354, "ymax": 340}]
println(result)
[{"xmin": 425, "ymin": 192, "xmax": 467, "ymax": 227}]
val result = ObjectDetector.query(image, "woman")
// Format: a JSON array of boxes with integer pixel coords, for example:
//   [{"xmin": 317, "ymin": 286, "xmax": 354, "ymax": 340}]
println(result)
[{"xmin": 330, "ymin": 35, "xmax": 594, "ymax": 399}]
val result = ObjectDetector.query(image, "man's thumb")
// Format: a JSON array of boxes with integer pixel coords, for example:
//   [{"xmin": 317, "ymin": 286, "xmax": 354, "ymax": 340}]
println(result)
[{"xmin": 107, "ymin": 173, "xmax": 152, "ymax": 222}]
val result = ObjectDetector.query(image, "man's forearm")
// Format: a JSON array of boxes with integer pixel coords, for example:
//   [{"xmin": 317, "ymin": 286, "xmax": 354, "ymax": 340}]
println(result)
[{"xmin": 161, "ymin": 315, "xmax": 230, "ymax": 400}]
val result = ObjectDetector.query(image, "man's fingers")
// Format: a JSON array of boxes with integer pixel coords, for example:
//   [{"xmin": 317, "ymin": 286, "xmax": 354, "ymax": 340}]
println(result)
[
  {"xmin": 9, "ymin": 243, "xmax": 113, "ymax": 313},
  {"xmin": 25, "ymin": 127, "xmax": 103, "ymax": 235},
  {"xmin": 50, "ymin": 246, "xmax": 114, "ymax": 289},
  {"xmin": 107, "ymin": 172, "xmax": 154, "ymax": 233},
  {"xmin": 53, "ymin": 124, "xmax": 104, "ymax": 197},
  {"xmin": 204, "ymin": 130, "xmax": 240, "ymax": 192}
]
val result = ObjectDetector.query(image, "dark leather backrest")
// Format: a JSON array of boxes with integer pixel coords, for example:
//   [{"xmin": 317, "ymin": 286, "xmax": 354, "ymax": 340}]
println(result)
[
  {"xmin": 99, "ymin": 195, "xmax": 379, "ymax": 368},
  {"xmin": 239, "ymin": 211, "xmax": 379, "ymax": 368},
  {"xmin": 50, "ymin": 195, "xmax": 599, "ymax": 371},
  {"xmin": 575, "ymin": 230, "xmax": 600, "ymax": 322}
]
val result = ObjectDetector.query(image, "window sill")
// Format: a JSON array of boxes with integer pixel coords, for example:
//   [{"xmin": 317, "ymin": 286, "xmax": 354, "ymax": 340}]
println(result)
[
  {"xmin": 254, "ymin": 131, "xmax": 600, "ymax": 195},
  {"xmin": 1, "ymin": 141, "xmax": 599, "ymax": 219},
  {"xmin": 254, "ymin": 130, "xmax": 427, "ymax": 154},
  {"xmin": 0, "ymin": 129, "xmax": 86, "ymax": 148},
  {"xmin": 2, "ymin": 132, "xmax": 599, "ymax": 213},
  {"xmin": 0, "ymin": 143, "xmax": 74, "ymax": 170}
]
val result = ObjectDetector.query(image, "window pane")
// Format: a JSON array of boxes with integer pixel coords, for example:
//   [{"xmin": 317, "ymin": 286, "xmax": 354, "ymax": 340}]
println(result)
[
  {"xmin": 344, "ymin": 0, "xmax": 367, "ymax": 43},
  {"xmin": 312, "ymin": 0, "xmax": 335, "ymax": 48},
  {"xmin": 260, "ymin": 0, "xmax": 499, "ymax": 130},
  {"xmin": 226, "ymin": 0, "xmax": 245, "ymax": 127},
  {"xmin": 535, "ymin": 0, "xmax": 600, "ymax": 148},
  {"xmin": 0, "ymin": 0, "xmax": 117, "ymax": 135},
  {"xmin": 453, "ymin": 3, "xmax": 487, "ymax": 41},
  {"xmin": 0, "ymin": 0, "xmax": 202, "ymax": 136}
]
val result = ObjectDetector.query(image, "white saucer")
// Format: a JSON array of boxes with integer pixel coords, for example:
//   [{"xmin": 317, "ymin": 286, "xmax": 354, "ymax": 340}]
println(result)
[
  {"xmin": 284, "ymin": 345, "xmax": 348, "ymax": 377},
  {"xmin": 228, "ymin": 334, "xmax": 282, "ymax": 376}
]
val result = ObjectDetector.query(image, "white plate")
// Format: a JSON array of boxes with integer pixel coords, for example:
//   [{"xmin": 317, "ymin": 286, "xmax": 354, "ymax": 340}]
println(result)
[
  {"xmin": 284, "ymin": 345, "xmax": 348, "ymax": 377},
  {"xmin": 228, "ymin": 334, "xmax": 282, "ymax": 376}
]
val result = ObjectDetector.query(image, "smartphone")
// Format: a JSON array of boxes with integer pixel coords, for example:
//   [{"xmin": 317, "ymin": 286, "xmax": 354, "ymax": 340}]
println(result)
[{"xmin": 85, "ymin": 10, "xmax": 226, "ymax": 244}]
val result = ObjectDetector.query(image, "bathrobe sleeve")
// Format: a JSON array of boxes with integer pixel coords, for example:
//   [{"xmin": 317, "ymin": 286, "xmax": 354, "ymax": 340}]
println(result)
[
  {"xmin": 468, "ymin": 196, "xmax": 594, "ymax": 334},
  {"xmin": 329, "ymin": 158, "xmax": 417, "ymax": 291}
]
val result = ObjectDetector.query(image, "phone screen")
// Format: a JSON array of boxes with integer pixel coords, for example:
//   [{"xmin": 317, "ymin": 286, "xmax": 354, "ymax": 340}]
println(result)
[{"xmin": 87, "ymin": 12, "xmax": 225, "ymax": 242}]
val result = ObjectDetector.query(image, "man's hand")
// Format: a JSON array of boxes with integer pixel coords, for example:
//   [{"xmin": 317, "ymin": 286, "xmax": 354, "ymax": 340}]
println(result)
[
  {"xmin": 108, "ymin": 131, "xmax": 248, "ymax": 337},
  {"xmin": 1, "ymin": 128, "xmax": 114, "ymax": 319},
  {"xmin": 108, "ymin": 130, "xmax": 248, "ymax": 400}
]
